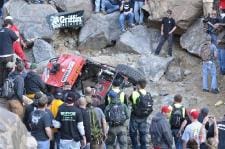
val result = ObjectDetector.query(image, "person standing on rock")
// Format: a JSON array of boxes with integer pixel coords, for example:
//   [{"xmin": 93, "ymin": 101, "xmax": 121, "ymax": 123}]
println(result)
[
  {"xmin": 150, "ymin": 105, "xmax": 173, "ymax": 149},
  {"xmin": 0, "ymin": 18, "xmax": 18, "ymax": 87},
  {"xmin": 200, "ymin": 36, "xmax": 219, "ymax": 94},
  {"xmin": 203, "ymin": 0, "xmax": 214, "ymax": 17},
  {"xmin": 4, "ymin": 16, "xmax": 31, "ymax": 68},
  {"xmin": 119, "ymin": 0, "xmax": 135, "ymax": 32},
  {"xmin": 134, "ymin": 0, "xmax": 147, "ymax": 25},
  {"xmin": 154, "ymin": 9, "xmax": 177, "ymax": 57},
  {"xmin": 205, "ymin": 10, "xmax": 220, "ymax": 46}
]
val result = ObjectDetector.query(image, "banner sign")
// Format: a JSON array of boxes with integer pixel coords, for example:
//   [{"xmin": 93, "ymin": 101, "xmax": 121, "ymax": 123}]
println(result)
[{"xmin": 47, "ymin": 10, "xmax": 84, "ymax": 29}]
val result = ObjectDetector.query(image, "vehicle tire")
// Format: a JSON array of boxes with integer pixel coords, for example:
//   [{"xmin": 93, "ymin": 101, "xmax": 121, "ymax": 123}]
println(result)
[{"xmin": 115, "ymin": 64, "xmax": 145, "ymax": 84}]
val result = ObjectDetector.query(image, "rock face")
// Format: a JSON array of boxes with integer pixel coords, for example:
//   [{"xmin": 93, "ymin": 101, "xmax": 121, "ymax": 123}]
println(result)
[
  {"xmin": 143, "ymin": 0, "xmax": 202, "ymax": 30},
  {"xmin": 180, "ymin": 19, "xmax": 208, "ymax": 56},
  {"xmin": 32, "ymin": 39, "xmax": 56, "ymax": 63},
  {"xmin": 116, "ymin": 25, "xmax": 161, "ymax": 54},
  {"xmin": 137, "ymin": 55, "xmax": 174, "ymax": 82},
  {"xmin": 79, "ymin": 12, "xmax": 121, "ymax": 51},
  {"xmin": 165, "ymin": 60, "xmax": 184, "ymax": 82},
  {"xmin": 54, "ymin": 0, "xmax": 92, "ymax": 20},
  {"xmin": 4, "ymin": 0, "xmax": 57, "ymax": 40},
  {"xmin": 0, "ymin": 107, "xmax": 37, "ymax": 149}
]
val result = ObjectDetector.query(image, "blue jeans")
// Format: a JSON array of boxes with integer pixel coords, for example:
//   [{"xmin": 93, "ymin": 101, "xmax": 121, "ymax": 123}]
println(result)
[
  {"xmin": 102, "ymin": 0, "xmax": 119, "ymax": 14},
  {"xmin": 37, "ymin": 140, "xmax": 50, "ymax": 149},
  {"xmin": 95, "ymin": 0, "xmax": 104, "ymax": 12},
  {"xmin": 210, "ymin": 33, "xmax": 217, "ymax": 47},
  {"xmin": 59, "ymin": 139, "xmax": 80, "ymax": 149},
  {"xmin": 119, "ymin": 12, "xmax": 134, "ymax": 31},
  {"xmin": 129, "ymin": 117, "xmax": 148, "ymax": 149},
  {"xmin": 172, "ymin": 129, "xmax": 182, "ymax": 149},
  {"xmin": 134, "ymin": 1, "xmax": 144, "ymax": 24},
  {"xmin": 218, "ymin": 48, "xmax": 225, "ymax": 74},
  {"xmin": 202, "ymin": 61, "xmax": 217, "ymax": 90},
  {"xmin": 155, "ymin": 34, "xmax": 173, "ymax": 56}
]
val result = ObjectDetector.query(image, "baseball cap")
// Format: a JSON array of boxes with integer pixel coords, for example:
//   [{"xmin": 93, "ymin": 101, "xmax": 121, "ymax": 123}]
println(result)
[
  {"xmin": 161, "ymin": 105, "xmax": 171, "ymax": 113},
  {"xmin": 65, "ymin": 91, "xmax": 80, "ymax": 104},
  {"xmin": 5, "ymin": 16, "xmax": 13, "ymax": 20},
  {"xmin": 190, "ymin": 109, "xmax": 199, "ymax": 119},
  {"xmin": 108, "ymin": 90, "xmax": 118, "ymax": 99}
]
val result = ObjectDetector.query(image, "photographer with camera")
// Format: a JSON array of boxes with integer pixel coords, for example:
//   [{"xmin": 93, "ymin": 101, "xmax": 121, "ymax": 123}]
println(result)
[
  {"xmin": 199, "ymin": 107, "xmax": 219, "ymax": 149},
  {"xmin": 203, "ymin": 10, "xmax": 220, "ymax": 46}
]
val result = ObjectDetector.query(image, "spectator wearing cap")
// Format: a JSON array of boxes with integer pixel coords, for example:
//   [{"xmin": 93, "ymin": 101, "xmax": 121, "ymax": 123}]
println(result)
[
  {"xmin": 106, "ymin": 79, "xmax": 127, "ymax": 106},
  {"xmin": 150, "ymin": 105, "xmax": 173, "ymax": 149},
  {"xmin": 56, "ymin": 91, "xmax": 86, "ymax": 148},
  {"xmin": 49, "ymin": 88, "xmax": 64, "ymax": 149},
  {"xmin": 0, "ymin": 16, "xmax": 18, "ymax": 86},
  {"xmin": 155, "ymin": 9, "xmax": 176, "ymax": 57},
  {"xmin": 29, "ymin": 95, "xmax": 53, "ymax": 149},
  {"xmin": 4, "ymin": 16, "xmax": 30, "ymax": 68},
  {"xmin": 25, "ymin": 63, "xmax": 46, "ymax": 99},
  {"xmin": 200, "ymin": 36, "xmax": 219, "ymax": 94},
  {"xmin": 7, "ymin": 62, "xmax": 26, "ymax": 119},
  {"xmin": 105, "ymin": 90, "xmax": 129, "ymax": 149},
  {"xmin": 182, "ymin": 109, "xmax": 203, "ymax": 148},
  {"xmin": 85, "ymin": 91, "xmax": 107, "ymax": 149}
]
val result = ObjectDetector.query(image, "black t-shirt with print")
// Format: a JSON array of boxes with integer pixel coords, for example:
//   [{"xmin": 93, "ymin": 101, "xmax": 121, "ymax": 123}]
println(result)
[
  {"xmin": 29, "ymin": 109, "xmax": 52, "ymax": 141},
  {"xmin": 56, "ymin": 104, "xmax": 83, "ymax": 141},
  {"xmin": 0, "ymin": 27, "xmax": 18, "ymax": 55},
  {"xmin": 162, "ymin": 17, "xmax": 176, "ymax": 35}
]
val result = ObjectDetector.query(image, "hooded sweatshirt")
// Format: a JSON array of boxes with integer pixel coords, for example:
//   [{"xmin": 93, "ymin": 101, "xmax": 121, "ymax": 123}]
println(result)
[
  {"xmin": 25, "ymin": 71, "xmax": 46, "ymax": 94},
  {"xmin": 150, "ymin": 112, "xmax": 173, "ymax": 149}
]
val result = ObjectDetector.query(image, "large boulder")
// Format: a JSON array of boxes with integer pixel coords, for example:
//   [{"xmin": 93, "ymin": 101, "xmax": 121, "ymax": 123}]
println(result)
[
  {"xmin": 165, "ymin": 59, "xmax": 184, "ymax": 82},
  {"xmin": 180, "ymin": 19, "xmax": 208, "ymax": 56},
  {"xmin": 4, "ymin": 0, "xmax": 58, "ymax": 40},
  {"xmin": 116, "ymin": 25, "xmax": 161, "ymax": 54},
  {"xmin": 79, "ymin": 12, "xmax": 121, "ymax": 51},
  {"xmin": 0, "ymin": 107, "xmax": 37, "ymax": 149},
  {"xmin": 143, "ymin": 0, "xmax": 202, "ymax": 30},
  {"xmin": 54, "ymin": 0, "xmax": 92, "ymax": 20},
  {"xmin": 137, "ymin": 55, "xmax": 174, "ymax": 82},
  {"xmin": 32, "ymin": 39, "xmax": 56, "ymax": 63}
]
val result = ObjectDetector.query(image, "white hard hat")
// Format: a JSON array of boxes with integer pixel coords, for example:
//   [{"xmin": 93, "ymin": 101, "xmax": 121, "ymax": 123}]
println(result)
[{"xmin": 5, "ymin": 16, "xmax": 13, "ymax": 20}]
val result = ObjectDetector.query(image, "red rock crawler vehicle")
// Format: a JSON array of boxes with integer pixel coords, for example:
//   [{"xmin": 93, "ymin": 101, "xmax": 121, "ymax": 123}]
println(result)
[{"xmin": 42, "ymin": 54, "xmax": 145, "ymax": 107}]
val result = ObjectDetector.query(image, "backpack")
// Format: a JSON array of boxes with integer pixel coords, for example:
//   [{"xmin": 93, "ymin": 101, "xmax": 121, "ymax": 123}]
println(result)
[
  {"xmin": 133, "ymin": 91, "xmax": 153, "ymax": 117},
  {"xmin": 170, "ymin": 105, "xmax": 184, "ymax": 129},
  {"xmin": 106, "ymin": 101, "xmax": 127, "ymax": 126},
  {"xmin": 200, "ymin": 43, "xmax": 212, "ymax": 61},
  {"xmin": 2, "ymin": 77, "xmax": 16, "ymax": 98},
  {"xmin": 88, "ymin": 107, "xmax": 103, "ymax": 143}
]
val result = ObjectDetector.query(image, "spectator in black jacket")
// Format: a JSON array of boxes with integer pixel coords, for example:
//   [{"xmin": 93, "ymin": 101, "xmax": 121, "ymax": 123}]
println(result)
[
  {"xmin": 8, "ymin": 62, "xmax": 25, "ymax": 119},
  {"xmin": 0, "ymin": 19, "xmax": 18, "ymax": 86},
  {"xmin": 25, "ymin": 64, "xmax": 46, "ymax": 99}
]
